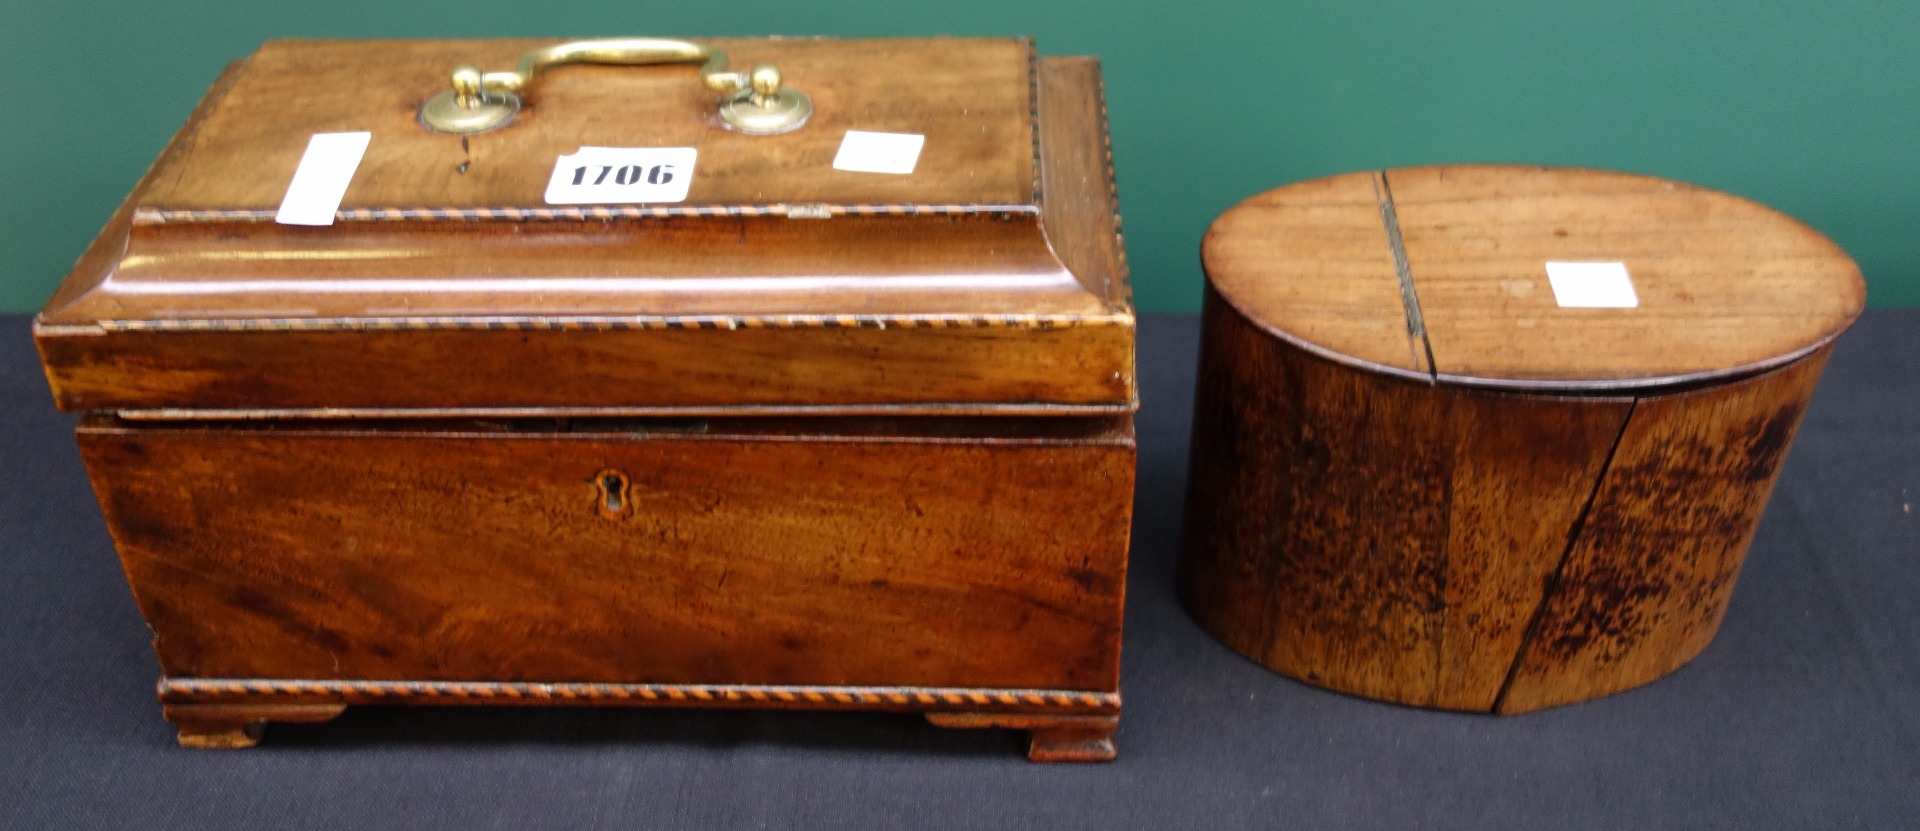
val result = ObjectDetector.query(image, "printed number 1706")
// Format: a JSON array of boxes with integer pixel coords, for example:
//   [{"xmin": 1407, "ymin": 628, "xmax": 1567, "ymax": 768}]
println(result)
[{"xmin": 570, "ymin": 164, "xmax": 676, "ymax": 187}]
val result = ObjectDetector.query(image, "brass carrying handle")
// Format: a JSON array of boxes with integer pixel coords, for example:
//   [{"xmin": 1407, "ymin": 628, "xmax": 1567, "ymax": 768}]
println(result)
[{"xmin": 419, "ymin": 38, "xmax": 811, "ymax": 135}]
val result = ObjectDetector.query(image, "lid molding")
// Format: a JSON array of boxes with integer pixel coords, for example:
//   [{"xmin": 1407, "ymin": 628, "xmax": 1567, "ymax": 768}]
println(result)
[
  {"xmin": 1204, "ymin": 164, "xmax": 1865, "ymax": 393},
  {"xmin": 36, "ymin": 42, "xmax": 1136, "ymax": 416}
]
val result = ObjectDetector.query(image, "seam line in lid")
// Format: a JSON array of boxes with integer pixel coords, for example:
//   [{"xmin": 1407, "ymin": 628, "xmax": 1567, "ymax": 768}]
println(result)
[{"xmin": 1373, "ymin": 170, "xmax": 1438, "ymax": 383}]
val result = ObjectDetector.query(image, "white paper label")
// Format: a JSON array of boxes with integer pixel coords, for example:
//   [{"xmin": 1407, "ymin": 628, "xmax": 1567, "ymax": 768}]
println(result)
[
  {"xmin": 1545, "ymin": 261, "xmax": 1639, "ymax": 308},
  {"xmin": 544, "ymin": 147, "xmax": 697, "ymax": 204},
  {"xmin": 832, "ymin": 131, "xmax": 925, "ymax": 175},
  {"xmin": 275, "ymin": 132, "xmax": 372, "ymax": 226}
]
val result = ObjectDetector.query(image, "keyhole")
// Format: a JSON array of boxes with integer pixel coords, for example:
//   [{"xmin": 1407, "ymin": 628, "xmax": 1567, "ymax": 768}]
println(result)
[
  {"xmin": 594, "ymin": 469, "xmax": 630, "ymax": 519},
  {"xmin": 601, "ymin": 474, "xmax": 625, "ymax": 511}
]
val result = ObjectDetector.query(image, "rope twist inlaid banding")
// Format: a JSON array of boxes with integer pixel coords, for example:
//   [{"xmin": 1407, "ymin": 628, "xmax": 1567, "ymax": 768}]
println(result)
[
  {"xmin": 133, "ymin": 203, "xmax": 1038, "ymax": 224},
  {"xmin": 1027, "ymin": 40, "xmax": 1046, "ymax": 208},
  {"xmin": 158, "ymin": 679, "xmax": 1121, "ymax": 714},
  {"xmin": 1094, "ymin": 71, "xmax": 1133, "ymax": 308},
  {"xmin": 95, "ymin": 312, "xmax": 1134, "ymax": 334}
]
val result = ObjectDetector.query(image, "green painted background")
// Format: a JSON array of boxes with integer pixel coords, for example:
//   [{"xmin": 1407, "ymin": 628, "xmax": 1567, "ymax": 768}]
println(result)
[{"xmin": 4, "ymin": 0, "xmax": 1916, "ymax": 313}]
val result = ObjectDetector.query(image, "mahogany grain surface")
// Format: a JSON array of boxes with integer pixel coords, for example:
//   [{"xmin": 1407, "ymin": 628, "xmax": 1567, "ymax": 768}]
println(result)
[
  {"xmin": 36, "ymin": 38, "xmax": 1139, "ymax": 761},
  {"xmin": 6, "ymin": 311, "xmax": 1920, "ymax": 824},
  {"xmin": 1498, "ymin": 352, "xmax": 1831, "ymax": 712},
  {"xmin": 36, "ymin": 42, "xmax": 1135, "ymax": 417},
  {"xmin": 1182, "ymin": 165, "xmax": 1863, "ymax": 713},
  {"xmin": 1205, "ymin": 166, "xmax": 1864, "ymax": 390},
  {"xmin": 140, "ymin": 38, "xmax": 1040, "ymax": 211},
  {"xmin": 81, "ymin": 416, "xmax": 1132, "ymax": 692},
  {"xmin": 1197, "ymin": 172, "xmax": 1417, "ymax": 374}
]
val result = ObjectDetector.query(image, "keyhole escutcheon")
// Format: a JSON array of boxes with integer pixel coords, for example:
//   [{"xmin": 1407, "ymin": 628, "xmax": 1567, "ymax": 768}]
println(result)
[{"xmin": 594, "ymin": 469, "xmax": 632, "ymax": 519}]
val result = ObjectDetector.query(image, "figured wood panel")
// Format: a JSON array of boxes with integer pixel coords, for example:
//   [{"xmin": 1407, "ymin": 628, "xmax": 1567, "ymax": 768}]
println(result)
[
  {"xmin": 1186, "ymin": 166, "xmax": 1860, "ymax": 713},
  {"xmin": 1180, "ymin": 290, "xmax": 1452, "ymax": 703},
  {"xmin": 46, "ymin": 214, "xmax": 1099, "ymax": 321},
  {"xmin": 138, "ymin": 38, "xmax": 1038, "ymax": 212},
  {"xmin": 1205, "ymin": 165, "xmax": 1863, "ymax": 391},
  {"xmin": 1037, "ymin": 56, "xmax": 1129, "ymax": 308},
  {"xmin": 79, "ymin": 418, "xmax": 1135, "ymax": 693},
  {"xmin": 1433, "ymin": 391, "xmax": 1630, "ymax": 710},
  {"xmin": 37, "ymin": 320, "xmax": 1135, "ymax": 415},
  {"xmin": 46, "ymin": 57, "xmax": 1123, "ymax": 323},
  {"xmin": 44, "ymin": 40, "xmax": 1085, "ymax": 327},
  {"xmin": 36, "ymin": 43, "xmax": 1135, "ymax": 414},
  {"xmin": 1389, "ymin": 165, "xmax": 1864, "ymax": 389},
  {"xmin": 1200, "ymin": 172, "xmax": 1423, "ymax": 377},
  {"xmin": 1180, "ymin": 292, "xmax": 1632, "ymax": 709},
  {"xmin": 1498, "ymin": 350, "xmax": 1831, "ymax": 713}
]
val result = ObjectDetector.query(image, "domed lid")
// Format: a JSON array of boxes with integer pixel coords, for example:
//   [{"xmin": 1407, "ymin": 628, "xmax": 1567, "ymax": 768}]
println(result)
[
  {"xmin": 1203, "ymin": 165, "xmax": 1865, "ymax": 391},
  {"xmin": 33, "ymin": 38, "xmax": 1137, "ymax": 417}
]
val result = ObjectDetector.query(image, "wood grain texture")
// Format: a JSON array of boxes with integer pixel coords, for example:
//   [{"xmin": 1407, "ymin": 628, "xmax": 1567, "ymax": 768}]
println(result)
[
  {"xmin": 159, "ymin": 679, "xmax": 1121, "ymax": 713},
  {"xmin": 36, "ymin": 44, "xmax": 1135, "ymax": 416},
  {"xmin": 1179, "ymin": 289, "xmax": 1452, "ymax": 703},
  {"xmin": 1432, "ymin": 387, "xmax": 1631, "ymax": 709},
  {"xmin": 1206, "ymin": 165, "xmax": 1865, "ymax": 392},
  {"xmin": 164, "ymin": 703, "xmax": 345, "ymax": 749},
  {"xmin": 80, "ymin": 416, "xmax": 1133, "ymax": 692},
  {"xmin": 1497, "ymin": 349, "xmax": 1831, "ymax": 713},
  {"xmin": 161, "ymin": 682, "xmax": 1120, "ymax": 755},
  {"xmin": 50, "ymin": 215, "xmax": 1108, "ymax": 320},
  {"xmin": 1201, "ymin": 171, "xmax": 1421, "ymax": 376},
  {"xmin": 159, "ymin": 684, "xmax": 1127, "ymax": 755},
  {"xmin": 1038, "ymin": 56, "xmax": 1130, "ymax": 309},
  {"xmin": 38, "ymin": 319, "xmax": 1134, "ymax": 415},
  {"xmin": 84, "ymin": 414, "xmax": 1134, "ymax": 759},
  {"xmin": 140, "ymin": 38, "xmax": 1039, "ymax": 211},
  {"xmin": 925, "ymin": 713, "xmax": 1118, "ymax": 763},
  {"xmin": 1183, "ymin": 164, "xmax": 1859, "ymax": 713},
  {"xmin": 45, "ymin": 38, "xmax": 1138, "ymax": 762},
  {"xmin": 1179, "ymin": 292, "xmax": 1629, "ymax": 709},
  {"xmin": 1390, "ymin": 165, "xmax": 1862, "ymax": 390}
]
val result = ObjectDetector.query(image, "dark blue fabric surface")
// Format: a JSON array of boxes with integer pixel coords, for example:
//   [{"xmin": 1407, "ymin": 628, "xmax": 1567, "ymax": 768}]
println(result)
[{"xmin": 2, "ymin": 313, "xmax": 1915, "ymax": 829}]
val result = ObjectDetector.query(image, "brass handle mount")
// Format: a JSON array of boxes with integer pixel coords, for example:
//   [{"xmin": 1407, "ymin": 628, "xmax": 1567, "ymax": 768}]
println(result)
[{"xmin": 419, "ymin": 38, "xmax": 811, "ymax": 135}]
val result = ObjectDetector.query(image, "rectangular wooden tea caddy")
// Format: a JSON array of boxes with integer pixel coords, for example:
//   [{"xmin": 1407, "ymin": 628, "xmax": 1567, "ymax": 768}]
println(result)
[{"xmin": 34, "ymin": 36, "xmax": 1137, "ymax": 762}]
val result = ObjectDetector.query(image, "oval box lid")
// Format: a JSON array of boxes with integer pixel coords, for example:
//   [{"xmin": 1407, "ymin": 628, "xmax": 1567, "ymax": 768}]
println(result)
[
  {"xmin": 36, "ymin": 37, "xmax": 1134, "ymax": 417},
  {"xmin": 1204, "ymin": 165, "xmax": 1864, "ymax": 392}
]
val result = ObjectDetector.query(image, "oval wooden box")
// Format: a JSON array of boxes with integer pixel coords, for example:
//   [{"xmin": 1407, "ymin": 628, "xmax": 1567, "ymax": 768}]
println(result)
[{"xmin": 1178, "ymin": 165, "xmax": 1864, "ymax": 714}]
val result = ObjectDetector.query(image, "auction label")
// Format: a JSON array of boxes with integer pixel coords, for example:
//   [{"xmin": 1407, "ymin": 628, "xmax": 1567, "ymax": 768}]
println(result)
[
  {"xmin": 832, "ymin": 131, "xmax": 925, "ymax": 175},
  {"xmin": 545, "ymin": 147, "xmax": 697, "ymax": 204},
  {"xmin": 276, "ymin": 132, "xmax": 372, "ymax": 225},
  {"xmin": 1545, "ymin": 261, "xmax": 1639, "ymax": 308}
]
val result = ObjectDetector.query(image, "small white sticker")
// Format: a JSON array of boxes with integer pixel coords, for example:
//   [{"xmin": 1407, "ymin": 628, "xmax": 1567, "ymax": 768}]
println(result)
[
  {"xmin": 545, "ymin": 147, "xmax": 697, "ymax": 205},
  {"xmin": 1545, "ymin": 261, "xmax": 1639, "ymax": 308},
  {"xmin": 832, "ymin": 131, "xmax": 925, "ymax": 175},
  {"xmin": 275, "ymin": 132, "xmax": 372, "ymax": 226}
]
